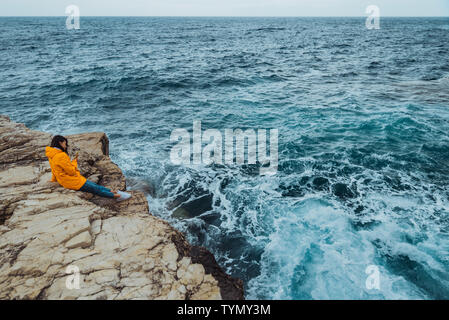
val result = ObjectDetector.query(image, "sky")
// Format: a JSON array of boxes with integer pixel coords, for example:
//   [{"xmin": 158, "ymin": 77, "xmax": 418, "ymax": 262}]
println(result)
[{"xmin": 1, "ymin": 0, "xmax": 448, "ymax": 17}]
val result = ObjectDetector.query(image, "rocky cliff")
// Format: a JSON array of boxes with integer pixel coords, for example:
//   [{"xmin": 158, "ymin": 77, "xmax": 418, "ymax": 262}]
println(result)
[{"xmin": 0, "ymin": 115, "xmax": 244, "ymax": 300}]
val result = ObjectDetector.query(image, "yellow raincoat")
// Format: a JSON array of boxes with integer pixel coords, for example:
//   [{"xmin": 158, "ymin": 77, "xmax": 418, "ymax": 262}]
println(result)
[{"xmin": 45, "ymin": 146, "xmax": 87, "ymax": 190}]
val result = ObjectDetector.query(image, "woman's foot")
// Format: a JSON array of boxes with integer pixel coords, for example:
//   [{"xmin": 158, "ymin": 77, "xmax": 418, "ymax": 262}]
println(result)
[
  {"xmin": 115, "ymin": 191, "xmax": 132, "ymax": 202},
  {"xmin": 111, "ymin": 190, "xmax": 122, "ymax": 199}
]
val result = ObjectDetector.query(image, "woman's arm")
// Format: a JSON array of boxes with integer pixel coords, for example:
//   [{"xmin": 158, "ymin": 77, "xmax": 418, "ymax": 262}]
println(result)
[{"xmin": 55, "ymin": 153, "xmax": 78, "ymax": 176}]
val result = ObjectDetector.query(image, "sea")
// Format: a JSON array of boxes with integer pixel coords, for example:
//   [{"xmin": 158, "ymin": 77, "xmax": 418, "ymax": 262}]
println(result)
[{"xmin": 1, "ymin": 16, "xmax": 449, "ymax": 299}]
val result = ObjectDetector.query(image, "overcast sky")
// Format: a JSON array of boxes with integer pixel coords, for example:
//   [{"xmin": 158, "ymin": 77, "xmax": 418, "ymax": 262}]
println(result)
[{"xmin": 1, "ymin": 0, "xmax": 448, "ymax": 17}]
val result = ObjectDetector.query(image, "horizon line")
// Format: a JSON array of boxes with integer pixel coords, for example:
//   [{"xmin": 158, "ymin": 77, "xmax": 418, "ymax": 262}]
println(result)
[{"xmin": 1, "ymin": 15, "xmax": 448, "ymax": 18}]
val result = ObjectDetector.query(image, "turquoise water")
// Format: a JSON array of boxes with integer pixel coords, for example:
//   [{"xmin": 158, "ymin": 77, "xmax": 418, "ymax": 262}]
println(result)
[{"xmin": 1, "ymin": 17, "xmax": 449, "ymax": 299}]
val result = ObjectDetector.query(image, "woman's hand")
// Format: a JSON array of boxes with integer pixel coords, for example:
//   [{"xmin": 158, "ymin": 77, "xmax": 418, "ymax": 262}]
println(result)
[{"xmin": 74, "ymin": 152, "xmax": 79, "ymax": 161}]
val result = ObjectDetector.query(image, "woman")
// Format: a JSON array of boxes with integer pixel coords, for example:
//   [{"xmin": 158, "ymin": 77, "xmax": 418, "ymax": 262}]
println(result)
[{"xmin": 45, "ymin": 135, "xmax": 131, "ymax": 201}]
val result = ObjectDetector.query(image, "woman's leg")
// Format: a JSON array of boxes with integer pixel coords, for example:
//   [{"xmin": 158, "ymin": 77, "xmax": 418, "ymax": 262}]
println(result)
[
  {"xmin": 97, "ymin": 185, "xmax": 112, "ymax": 193},
  {"xmin": 79, "ymin": 180, "xmax": 116, "ymax": 199},
  {"xmin": 98, "ymin": 185, "xmax": 120, "ymax": 197}
]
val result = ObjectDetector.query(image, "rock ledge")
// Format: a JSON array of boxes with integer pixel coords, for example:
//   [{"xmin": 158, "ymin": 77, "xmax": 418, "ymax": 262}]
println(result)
[{"xmin": 0, "ymin": 115, "xmax": 244, "ymax": 300}]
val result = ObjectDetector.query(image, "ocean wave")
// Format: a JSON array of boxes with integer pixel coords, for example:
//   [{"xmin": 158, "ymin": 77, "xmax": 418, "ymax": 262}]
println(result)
[{"xmin": 2, "ymin": 16, "xmax": 449, "ymax": 300}]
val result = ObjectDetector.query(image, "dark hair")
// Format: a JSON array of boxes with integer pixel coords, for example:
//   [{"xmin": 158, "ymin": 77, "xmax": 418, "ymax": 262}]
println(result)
[{"xmin": 50, "ymin": 135, "xmax": 68, "ymax": 153}]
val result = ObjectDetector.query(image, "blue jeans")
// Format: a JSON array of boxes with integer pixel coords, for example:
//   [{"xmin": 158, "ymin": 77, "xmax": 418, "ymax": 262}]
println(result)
[{"xmin": 79, "ymin": 180, "xmax": 115, "ymax": 199}]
